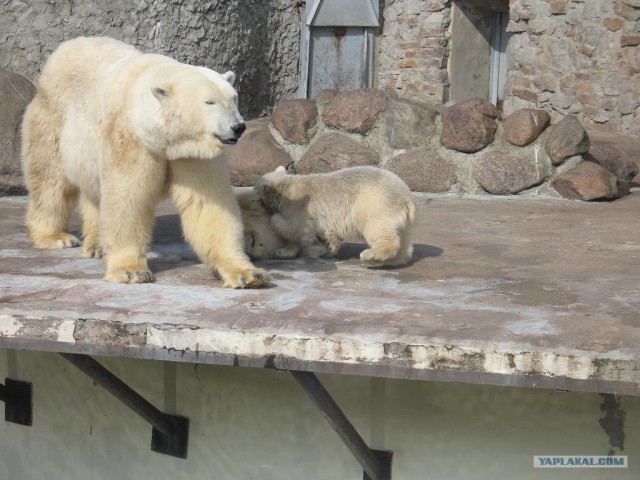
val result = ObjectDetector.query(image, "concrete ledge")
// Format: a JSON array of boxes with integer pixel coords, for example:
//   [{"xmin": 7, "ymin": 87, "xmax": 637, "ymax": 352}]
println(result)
[{"xmin": 1, "ymin": 193, "xmax": 639, "ymax": 395}]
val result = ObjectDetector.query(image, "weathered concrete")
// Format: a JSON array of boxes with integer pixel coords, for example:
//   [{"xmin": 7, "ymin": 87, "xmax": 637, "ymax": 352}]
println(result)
[
  {"xmin": 1, "ymin": 192, "xmax": 639, "ymax": 395},
  {"xmin": 0, "ymin": 1, "xmax": 300, "ymax": 119}
]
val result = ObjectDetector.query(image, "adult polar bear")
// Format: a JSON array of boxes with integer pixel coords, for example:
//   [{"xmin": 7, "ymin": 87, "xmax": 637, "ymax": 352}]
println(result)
[{"xmin": 22, "ymin": 36, "xmax": 269, "ymax": 288}]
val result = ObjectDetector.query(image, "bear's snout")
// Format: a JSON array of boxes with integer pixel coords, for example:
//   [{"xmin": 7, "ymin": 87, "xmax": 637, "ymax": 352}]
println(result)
[
  {"xmin": 232, "ymin": 122, "xmax": 246, "ymax": 138},
  {"xmin": 220, "ymin": 122, "xmax": 246, "ymax": 145}
]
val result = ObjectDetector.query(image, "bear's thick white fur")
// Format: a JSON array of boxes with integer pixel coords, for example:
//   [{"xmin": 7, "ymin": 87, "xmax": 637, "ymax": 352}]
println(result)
[
  {"xmin": 21, "ymin": 36, "xmax": 269, "ymax": 287},
  {"xmin": 236, "ymin": 189, "xmax": 286, "ymax": 260},
  {"xmin": 254, "ymin": 166, "xmax": 415, "ymax": 266}
]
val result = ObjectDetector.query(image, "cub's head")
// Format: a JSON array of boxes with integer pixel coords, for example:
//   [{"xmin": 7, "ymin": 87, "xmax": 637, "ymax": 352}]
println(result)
[
  {"xmin": 236, "ymin": 190, "xmax": 285, "ymax": 260},
  {"xmin": 253, "ymin": 166, "xmax": 288, "ymax": 213},
  {"xmin": 144, "ymin": 66, "xmax": 245, "ymax": 160}
]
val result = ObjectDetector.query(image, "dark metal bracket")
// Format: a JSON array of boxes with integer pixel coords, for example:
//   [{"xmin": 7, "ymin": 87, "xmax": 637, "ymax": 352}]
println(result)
[
  {"xmin": 291, "ymin": 371, "xmax": 392, "ymax": 480},
  {"xmin": 60, "ymin": 353, "xmax": 189, "ymax": 459},
  {"xmin": 0, "ymin": 378, "xmax": 33, "ymax": 426}
]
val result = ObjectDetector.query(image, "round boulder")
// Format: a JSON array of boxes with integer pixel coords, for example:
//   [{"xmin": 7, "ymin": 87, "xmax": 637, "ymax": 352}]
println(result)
[
  {"xmin": 271, "ymin": 99, "xmax": 318, "ymax": 145},
  {"xmin": 296, "ymin": 133, "xmax": 379, "ymax": 174},
  {"xmin": 322, "ymin": 88, "xmax": 387, "ymax": 134},
  {"xmin": 386, "ymin": 149, "xmax": 457, "ymax": 193},
  {"xmin": 440, "ymin": 98, "xmax": 501, "ymax": 153},
  {"xmin": 226, "ymin": 124, "xmax": 292, "ymax": 186},
  {"xmin": 473, "ymin": 150, "xmax": 548, "ymax": 194}
]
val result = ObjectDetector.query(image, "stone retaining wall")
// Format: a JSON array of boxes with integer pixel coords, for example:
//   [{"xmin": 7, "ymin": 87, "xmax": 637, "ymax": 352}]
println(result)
[{"xmin": 228, "ymin": 88, "xmax": 638, "ymax": 201}]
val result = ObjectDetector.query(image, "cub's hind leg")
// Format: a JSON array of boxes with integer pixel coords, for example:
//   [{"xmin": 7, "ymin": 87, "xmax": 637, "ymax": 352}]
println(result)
[
  {"xmin": 22, "ymin": 98, "xmax": 80, "ymax": 249},
  {"xmin": 359, "ymin": 220, "xmax": 402, "ymax": 265}
]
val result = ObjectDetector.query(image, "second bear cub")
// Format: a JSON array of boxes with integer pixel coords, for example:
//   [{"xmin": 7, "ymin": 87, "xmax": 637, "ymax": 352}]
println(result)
[{"xmin": 254, "ymin": 166, "xmax": 415, "ymax": 266}]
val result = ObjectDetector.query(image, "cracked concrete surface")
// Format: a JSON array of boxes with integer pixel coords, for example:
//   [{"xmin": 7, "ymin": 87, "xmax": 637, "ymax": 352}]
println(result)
[{"xmin": 1, "ymin": 192, "xmax": 639, "ymax": 394}]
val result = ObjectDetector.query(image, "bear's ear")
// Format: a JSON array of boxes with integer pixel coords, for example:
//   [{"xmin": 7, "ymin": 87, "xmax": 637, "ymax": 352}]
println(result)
[
  {"xmin": 274, "ymin": 166, "xmax": 287, "ymax": 175},
  {"xmin": 151, "ymin": 84, "xmax": 172, "ymax": 102},
  {"xmin": 222, "ymin": 71, "xmax": 236, "ymax": 85}
]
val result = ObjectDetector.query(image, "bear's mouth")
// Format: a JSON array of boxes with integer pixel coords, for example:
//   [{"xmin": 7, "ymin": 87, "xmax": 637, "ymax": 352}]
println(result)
[{"xmin": 218, "ymin": 136, "xmax": 238, "ymax": 145}]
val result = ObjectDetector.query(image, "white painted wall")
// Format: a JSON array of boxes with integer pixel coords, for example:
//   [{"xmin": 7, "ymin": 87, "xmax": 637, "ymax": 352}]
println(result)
[{"xmin": 1, "ymin": 350, "xmax": 638, "ymax": 479}]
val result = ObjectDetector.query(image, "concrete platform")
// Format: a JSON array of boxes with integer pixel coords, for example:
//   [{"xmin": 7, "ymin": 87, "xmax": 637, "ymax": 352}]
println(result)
[{"xmin": 1, "ymin": 192, "xmax": 639, "ymax": 395}]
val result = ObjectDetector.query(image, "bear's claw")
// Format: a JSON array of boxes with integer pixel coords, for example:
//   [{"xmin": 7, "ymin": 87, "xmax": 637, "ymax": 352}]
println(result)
[
  {"xmin": 83, "ymin": 246, "xmax": 104, "ymax": 259},
  {"xmin": 31, "ymin": 233, "xmax": 81, "ymax": 250},
  {"xmin": 222, "ymin": 268, "xmax": 271, "ymax": 289},
  {"xmin": 104, "ymin": 268, "xmax": 155, "ymax": 284}
]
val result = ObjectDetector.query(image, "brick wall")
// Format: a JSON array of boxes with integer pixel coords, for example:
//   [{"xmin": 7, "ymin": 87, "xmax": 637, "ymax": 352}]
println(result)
[
  {"xmin": 378, "ymin": 0, "xmax": 452, "ymax": 105},
  {"xmin": 503, "ymin": 0, "xmax": 640, "ymax": 136},
  {"xmin": 377, "ymin": 0, "xmax": 639, "ymax": 137}
]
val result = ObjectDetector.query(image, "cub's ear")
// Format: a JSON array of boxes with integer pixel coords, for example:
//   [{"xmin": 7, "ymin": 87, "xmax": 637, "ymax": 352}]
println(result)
[
  {"xmin": 151, "ymin": 84, "xmax": 172, "ymax": 101},
  {"xmin": 254, "ymin": 181, "xmax": 279, "ymax": 211},
  {"xmin": 223, "ymin": 71, "xmax": 236, "ymax": 85},
  {"xmin": 274, "ymin": 166, "xmax": 287, "ymax": 175}
]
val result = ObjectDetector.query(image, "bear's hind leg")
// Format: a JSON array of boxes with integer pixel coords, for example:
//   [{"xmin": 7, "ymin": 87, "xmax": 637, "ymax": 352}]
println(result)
[
  {"xmin": 80, "ymin": 194, "xmax": 102, "ymax": 258},
  {"xmin": 22, "ymin": 99, "xmax": 80, "ymax": 250}
]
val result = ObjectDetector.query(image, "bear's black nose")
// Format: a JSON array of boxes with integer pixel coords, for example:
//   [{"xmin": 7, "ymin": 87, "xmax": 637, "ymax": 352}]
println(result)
[{"xmin": 232, "ymin": 122, "xmax": 246, "ymax": 138}]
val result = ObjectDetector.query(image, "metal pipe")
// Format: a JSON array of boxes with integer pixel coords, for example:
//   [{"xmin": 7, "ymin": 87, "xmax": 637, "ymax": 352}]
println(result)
[
  {"xmin": 60, "ymin": 353, "xmax": 175, "ymax": 436},
  {"xmin": 291, "ymin": 370, "xmax": 388, "ymax": 480}
]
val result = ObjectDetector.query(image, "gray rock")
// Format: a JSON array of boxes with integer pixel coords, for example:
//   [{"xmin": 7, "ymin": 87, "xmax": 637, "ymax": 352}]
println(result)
[
  {"xmin": 385, "ymin": 149, "xmax": 457, "ymax": 193},
  {"xmin": 0, "ymin": 69, "xmax": 36, "ymax": 196},
  {"xmin": 386, "ymin": 96, "xmax": 438, "ymax": 149},
  {"xmin": 546, "ymin": 115, "xmax": 590, "ymax": 166},
  {"xmin": 551, "ymin": 161, "xmax": 620, "ymax": 201},
  {"xmin": 322, "ymin": 88, "xmax": 387, "ymax": 134},
  {"xmin": 271, "ymin": 99, "xmax": 318, "ymax": 145},
  {"xmin": 584, "ymin": 140, "xmax": 639, "ymax": 182},
  {"xmin": 296, "ymin": 133, "xmax": 380, "ymax": 174},
  {"xmin": 503, "ymin": 109, "xmax": 551, "ymax": 147},
  {"xmin": 473, "ymin": 150, "xmax": 548, "ymax": 194},
  {"xmin": 440, "ymin": 98, "xmax": 501, "ymax": 153},
  {"xmin": 226, "ymin": 126, "xmax": 292, "ymax": 186}
]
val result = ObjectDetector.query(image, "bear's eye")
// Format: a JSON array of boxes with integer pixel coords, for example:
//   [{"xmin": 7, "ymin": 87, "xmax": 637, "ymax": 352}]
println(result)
[{"xmin": 205, "ymin": 100, "xmax": 216, "ymax": 105}]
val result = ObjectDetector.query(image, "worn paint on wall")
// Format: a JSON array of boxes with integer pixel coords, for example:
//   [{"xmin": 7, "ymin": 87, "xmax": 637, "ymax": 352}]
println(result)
[{"xmin": 0, "ymin": 350, "xmax": 638, "ymax": 479}]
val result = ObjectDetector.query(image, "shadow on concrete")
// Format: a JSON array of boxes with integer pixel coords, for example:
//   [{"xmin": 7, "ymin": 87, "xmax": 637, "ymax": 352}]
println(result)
[{"xmin": 150, "ymin": 214, "xmax": 443, "ymax": 274}]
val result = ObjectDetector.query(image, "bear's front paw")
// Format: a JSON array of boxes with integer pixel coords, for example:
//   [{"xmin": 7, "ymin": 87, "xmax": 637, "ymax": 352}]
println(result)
[
  {"xmin": 104, "ymin": 268, "xmax": 155, "ymax": 284},
  {"xmin": 32, "ymin": 233, "xmax": 81, "ymax": 250},
  {"xmin": 221, "ymin": 268, "xmax": 270, "ymax": 289}
]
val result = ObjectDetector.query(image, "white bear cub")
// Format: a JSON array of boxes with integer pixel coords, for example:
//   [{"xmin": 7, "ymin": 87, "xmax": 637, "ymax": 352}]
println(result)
[{"xmin": 254, "ymin": 166, "xmax": 415, "ymax": 266}]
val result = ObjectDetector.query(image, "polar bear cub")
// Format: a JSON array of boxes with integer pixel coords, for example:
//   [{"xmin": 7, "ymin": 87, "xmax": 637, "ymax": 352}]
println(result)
[
  {"xmin": 254, "ymin": 166, "xmax": 415, "ymax": 266},
  {"xmin": 21, "ymin": 36, "xmax": 268, "ymax": 288}
]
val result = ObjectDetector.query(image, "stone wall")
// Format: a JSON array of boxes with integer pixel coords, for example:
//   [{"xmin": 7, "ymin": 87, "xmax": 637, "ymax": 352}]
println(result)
[
  {"xmin": 377, "ymin": 0, "xmax": 640, "ymax": 137},
  {"xmin": 503, "ymin": 0, "xmax": 640, "ymax": 136},
  {"xmin": 227, "ymin": 89, "xmax": 638, "ymax": 201},
  {"xmin": 0, "ymin": 0, "xmax": 301, "ymax": 119},
  {"xmin": 378, "ymin": 0, "xmax": 452, "ymax": 105}
]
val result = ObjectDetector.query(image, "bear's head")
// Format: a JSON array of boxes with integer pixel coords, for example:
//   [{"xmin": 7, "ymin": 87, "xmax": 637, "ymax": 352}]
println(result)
[
  {"xmin": 236, "ymin": 189, "xmax": 286, "ymax": 260},
  {"xmin": 142, "ymin": 65, "xmax": 246, "ymax": 160},
  {"xmin": 253, "ymin": 166, "xmax": 288, "ymax": 213}
]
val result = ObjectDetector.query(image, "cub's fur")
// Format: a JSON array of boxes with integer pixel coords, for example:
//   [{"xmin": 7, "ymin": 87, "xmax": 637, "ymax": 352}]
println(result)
[{"xmin": 254, "ymin": 166, "xmax": 415, "ymax": 266}]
